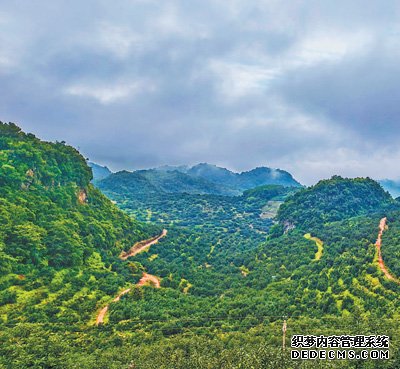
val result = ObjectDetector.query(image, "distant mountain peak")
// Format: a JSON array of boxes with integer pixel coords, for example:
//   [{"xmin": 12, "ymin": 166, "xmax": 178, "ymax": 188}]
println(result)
[
  {"xmin": 188, "ymin": 163, "xmax": 236, "ymax": 182},
  {"xmin": 88, "ymin": 161, "xmax": 112, "ymax": 181},
  {"xmin": 379, "ymin": 179, "xmax": 400, "ymax": 198},
  {"xmin": 155, "ymin": 164, "xmax": 190, "ymax": 173},
  {"xmin": 97, "ymin": 162, "xmax": 302, "ymax": 196},
  {"xmin": 237, "ymin": 166, "xmax": 302, "ymax": 188}
]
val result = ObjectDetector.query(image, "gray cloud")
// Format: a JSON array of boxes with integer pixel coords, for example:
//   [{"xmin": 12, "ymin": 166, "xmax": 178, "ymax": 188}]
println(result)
[{"xmin": 1, "ymin": 1, "xmax": 400, "ymax": 184}]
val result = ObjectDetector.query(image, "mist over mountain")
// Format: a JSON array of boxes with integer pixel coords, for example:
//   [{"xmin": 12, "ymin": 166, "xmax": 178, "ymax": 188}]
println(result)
[
  {"xmin": 99, "ymin": 163, "xmax": 302, "ymax": 197},
  {"xmin": 379, "ymin": 179, "xmax": 400, "ymax": 198},
  {"xmin": 161, "ymin": 163, "xmax": 302, "ymax": 190}
]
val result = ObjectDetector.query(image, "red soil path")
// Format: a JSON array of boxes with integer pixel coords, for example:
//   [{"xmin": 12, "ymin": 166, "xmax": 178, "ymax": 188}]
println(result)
[
  {"xmin": 95, "ymin": 288, "xmax": 131, "ymax": 325},
  {"xmin": 137, "ymin": 272, "xmax": 161, "ymax": 288},
  {"xmin": 120, "ymin": 229, "xmax": 167, "ymax": 260},
  {"xmin": 375, "ymin": 217, "xmax": 399, "ymax": 283},
  {"xmin": 96, "ymin": 230, "xmax": 166, "ymax": 325},
  {"xmin": 96, "ymin": 273, "xmax": 161, "ymax": 325}
]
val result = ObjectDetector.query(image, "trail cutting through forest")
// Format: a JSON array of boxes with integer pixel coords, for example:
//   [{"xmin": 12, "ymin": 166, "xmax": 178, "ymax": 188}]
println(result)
[
  {"xmin": 96, "ymin": 230, "xmax": 166, "ymax": 325},
  {"xmin": 96, "ymin": 288, "xmax": 131, "ymax": 325},
  {"xmin": 137, "ymin": 272, "xmax": 161, "ymax": 288},
  {"xmin": 96, "ymin": 272, "xmax": 161, "ymax": 325},
  {"xmin": 375, "ymin": 218, "xmax": 399, "ymax": 283},
  {"xmin": 120, "ymin": 229, "xmax": 167, "ymax": 260}
]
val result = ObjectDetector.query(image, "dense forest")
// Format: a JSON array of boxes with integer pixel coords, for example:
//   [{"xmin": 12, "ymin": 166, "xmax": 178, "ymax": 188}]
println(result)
[
  {"xmin": 276, "ymin": 176, "xmax": 394, "ymax": 230},
  {"xmin": 0, "ymin": 122, "xmax": 161, "ymax": 325},
  {"xmin": 1, "ymin": 122, "xmax": 400, "ymax": 368}
]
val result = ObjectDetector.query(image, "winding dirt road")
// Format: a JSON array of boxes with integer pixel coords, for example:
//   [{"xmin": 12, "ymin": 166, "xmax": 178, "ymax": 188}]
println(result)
[
  {"xmin": 96, "ymin": 273, "xmax": 161, "ymax": 325},
  {"xmin": 375, "ymin": 217, "xmax": 399, "ymax": 283},
  {"xmin": 96, "ymin": 288, "xmax": 131, "ymax": 325},
  {"xmin": 96, "ymin": 230, "xmax": 166, "ymax": 325},
  {"xmin": 137, "ymin": 272, "xmax": 161, "ymax": 288},
  {"xmin": 120, "ymin": 229, "xmax": 167, "ymax": 260}
]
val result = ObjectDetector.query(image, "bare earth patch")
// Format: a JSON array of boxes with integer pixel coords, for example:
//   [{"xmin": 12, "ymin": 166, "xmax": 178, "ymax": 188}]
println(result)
[
  {"xmin": 95, "ymin": 230, "xmax": 166, "ymax": 325},
  {"xmin": 375, "ymin": 218, "xmax": 399, "ymax": 283},
  {"xmin": 120, "ymin": 229, "xmax": 167, "ymax": 260}
]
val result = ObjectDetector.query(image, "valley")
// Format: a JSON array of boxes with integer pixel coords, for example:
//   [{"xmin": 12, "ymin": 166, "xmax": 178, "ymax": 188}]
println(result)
[{"xmin": 1, "ymin": 122, "xmax": 400, "ymax": 368}]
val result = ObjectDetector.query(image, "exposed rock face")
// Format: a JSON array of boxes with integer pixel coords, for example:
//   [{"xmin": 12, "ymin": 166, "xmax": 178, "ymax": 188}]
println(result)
[
  {"xmin": 78, "ymin": 189, "xmax": 88, "ymax": 204},
  {"xmin": 283, "ymin": 221, "xmax": 295, "ymax": 233},
  {"xmin": 21, "ymin": 169, "xmax": 35, "ymax": 190}
]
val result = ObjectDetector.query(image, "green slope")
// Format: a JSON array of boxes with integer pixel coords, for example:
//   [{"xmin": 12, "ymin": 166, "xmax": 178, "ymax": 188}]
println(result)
[
  {"xmin": 0, "ymin": 122, "xmax": 159, "ymax": 325},
  {"xmin": 277, "ymin": 175, "xmax": 394, "ymax": 230}
]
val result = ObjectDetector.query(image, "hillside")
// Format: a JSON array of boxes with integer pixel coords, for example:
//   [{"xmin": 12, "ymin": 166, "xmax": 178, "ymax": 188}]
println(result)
[
  {"xmin": 0, "ymin": 122, "xmax": 159, "ymax": 325},
  {"xmin": 99, "ymin": 181, "xmax": 296, "ymax": 233},
  {"xmin": 277, "ymin": 175, "xmax": 394, "ymax": 230}
]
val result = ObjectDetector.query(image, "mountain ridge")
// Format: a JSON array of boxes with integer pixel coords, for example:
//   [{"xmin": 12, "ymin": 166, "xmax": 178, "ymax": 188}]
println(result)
[
  {"xmin": 88, "ymin": 161, "xmax": 112, "ymax": 181},
  {"xmin": 98, "ymin": 162, "xmax": 302, "ymax": 197},
  {"xmin": 379, "ymin": 178, "xmax": 400, "ymax": 198},
  {"xmin": 157, "ymin": 162, "xmax": 302, "ymax": 190}
]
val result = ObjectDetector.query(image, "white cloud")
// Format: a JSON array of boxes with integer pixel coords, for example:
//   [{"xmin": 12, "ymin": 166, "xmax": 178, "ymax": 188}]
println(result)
[
  {"xmin": 95, "ymin": 23, "xmax": 144, "ymax": 59},
  {"xmin": 208, "ymin": 60, "xmax": 279, "ymax": 100},
  {"xmin": 64, "ymin": 80, "xmax": 155, "ymax": 104},
  {"xmin": 2, "ymin": 0, "xmax": 400, "ymax": 184},
  {"xmin": 289, "ymin": 30, "xmax": 374, "ymax": 66}
]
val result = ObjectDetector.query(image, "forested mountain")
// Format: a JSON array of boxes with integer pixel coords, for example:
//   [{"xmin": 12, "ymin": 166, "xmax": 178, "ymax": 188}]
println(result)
[
  {"xmin": 2, "ymin": 123, "xmax": 400, "ymax": 368},
  {"xmin": 277, "ymin": 176, "xmax": 394, "ymax": 230},
  {"xmin": 98, "ymin": 168, "xmax": 234, "ymax": 196},
  {"xmin": 0, "ymin": 122, "xmax": 159, "ymax": 325},
  {"xmin": 98, "ymin": 171, "xmax": 296, "ymax": 229},
  {"xmin": 99, "ymin": 163, "xmax": 302, "ymax": 198},
  {"xmin": 183, "ymin": 163, "xmax": 302, "ymax": 189},
  {"xmin": 97, "ymin": 168, "xmax": 400, "ymax": 367},
  {"xmin": 168, "ymin": 162, "xmax": 302, "ymax": 191}
]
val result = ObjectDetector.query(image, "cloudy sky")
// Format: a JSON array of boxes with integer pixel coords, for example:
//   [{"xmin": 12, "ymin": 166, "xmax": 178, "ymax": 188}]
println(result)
[{"xmin": 1, "ymin": 1, "xmax": 400, "ymax": 184}]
